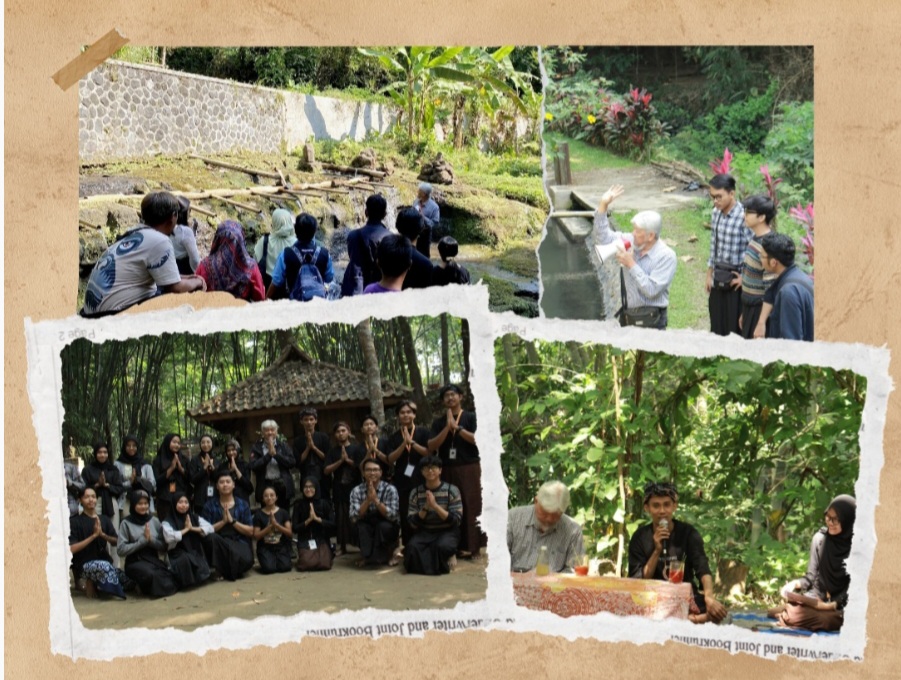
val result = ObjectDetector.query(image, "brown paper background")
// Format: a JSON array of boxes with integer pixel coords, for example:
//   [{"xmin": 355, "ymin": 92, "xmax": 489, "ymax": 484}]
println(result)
[{"xmin": 6, "ymin": 0, "xmax": 900, "ymax": 676}]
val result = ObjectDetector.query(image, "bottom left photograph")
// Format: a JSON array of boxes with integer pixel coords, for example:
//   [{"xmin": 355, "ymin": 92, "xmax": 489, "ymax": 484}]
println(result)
[{"xmin": 58, "ymin": 314, "xmax": 487, "ymax": 630}]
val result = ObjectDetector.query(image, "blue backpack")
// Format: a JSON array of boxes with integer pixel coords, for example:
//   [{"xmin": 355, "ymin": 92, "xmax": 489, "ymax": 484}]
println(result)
[{"xmin": 286, "ymin": 244, "xmax": 326, "ymax": 301}]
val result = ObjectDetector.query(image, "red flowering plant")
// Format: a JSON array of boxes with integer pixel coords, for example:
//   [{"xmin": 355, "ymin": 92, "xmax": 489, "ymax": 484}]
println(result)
[
  {"xmin": 789, "ymin": 203, "xmax": 815, "ymax": 276},
  {"xmin": 603, "ymin": 87, "xmax": 666, "ymax": 159},
  {"xmin": 759, "ymin": 164, "xmax": 783, "ymax": 210},
  {"xmin": 709, "ymin": 148, "xmax": 733, "ymax": 175}
]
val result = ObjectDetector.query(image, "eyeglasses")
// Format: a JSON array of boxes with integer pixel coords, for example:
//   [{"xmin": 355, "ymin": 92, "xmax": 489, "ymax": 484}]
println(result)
[{"xmin": 824, "ymin": 513, "xmax": 841, "ymax": 525}]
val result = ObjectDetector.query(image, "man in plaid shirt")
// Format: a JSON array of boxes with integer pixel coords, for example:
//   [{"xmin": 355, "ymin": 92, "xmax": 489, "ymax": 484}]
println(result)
[
  {"xmin": 350, "ymin": 459, "xmax": 400, "ymax": 566},
  {"xmin": 706, "ymin": 174, "xmax": 752, "ymax": 335}
]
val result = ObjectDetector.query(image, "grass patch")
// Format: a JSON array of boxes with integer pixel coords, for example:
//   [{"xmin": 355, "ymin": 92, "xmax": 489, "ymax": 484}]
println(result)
[
  {"xmin": 544, "ymin": 131, "xmax": 640, "ymax": 173},
  {"xmin": 613, "ymin": 200, "xmax": 711, "ymax": 331},
  {"xmin": 482, "ymin": 275, "xmax": 539, "ymax": 317}
]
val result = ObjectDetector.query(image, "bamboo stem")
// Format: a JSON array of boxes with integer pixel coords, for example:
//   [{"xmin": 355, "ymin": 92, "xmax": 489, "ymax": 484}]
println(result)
[{"xmin": 190, "ymin": 154, "xmax": 282, "ymax": 180}]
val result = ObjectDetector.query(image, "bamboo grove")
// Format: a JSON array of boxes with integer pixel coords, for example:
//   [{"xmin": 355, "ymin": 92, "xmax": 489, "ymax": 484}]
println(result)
[
  {"xmin": 61, "ymin": 315, "xmax": 468, "ymax": 455},
  {"xmin": 496, "ymin": 336, "xmax": 865, "ymax": 604}
]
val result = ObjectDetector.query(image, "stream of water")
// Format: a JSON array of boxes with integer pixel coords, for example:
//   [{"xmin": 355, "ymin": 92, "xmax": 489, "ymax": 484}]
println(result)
[{"xmin": 537, "ymin": 218, "xmax": 605, "ymax": 319}]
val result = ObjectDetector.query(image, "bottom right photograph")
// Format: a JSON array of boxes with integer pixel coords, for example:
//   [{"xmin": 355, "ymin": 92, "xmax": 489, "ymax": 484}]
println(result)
[{"xmin": 496, "ymin": 335, "xmax": 866, "ymax": 637}]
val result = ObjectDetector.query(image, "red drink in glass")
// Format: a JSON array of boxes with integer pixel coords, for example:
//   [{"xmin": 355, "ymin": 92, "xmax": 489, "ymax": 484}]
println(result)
[{"xmin": 574, "ymin": 565, "xmax": 589, "ymax": 576}]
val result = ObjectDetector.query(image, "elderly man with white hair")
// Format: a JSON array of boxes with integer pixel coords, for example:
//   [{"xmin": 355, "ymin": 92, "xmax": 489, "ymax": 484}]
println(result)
[
  {"xmin": 594, "ymin": 184, "xmax": 677, "ymax": 329},
  {"xmin": 507, "ymin": 481, "xmax": 584, "ymax": 573},
  {"xmin": 249, "ymin": 419, "xmax": 296, "ymax": 512},
  {"xmin": 412, "ymin": 182, "xmax": 441, "ymax": 258}
]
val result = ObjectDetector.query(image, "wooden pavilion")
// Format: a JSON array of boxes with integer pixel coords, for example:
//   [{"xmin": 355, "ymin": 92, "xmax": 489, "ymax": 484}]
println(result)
[{"xmin": 186, "ymin": 344, "xmax": 411, "ymax": 455}]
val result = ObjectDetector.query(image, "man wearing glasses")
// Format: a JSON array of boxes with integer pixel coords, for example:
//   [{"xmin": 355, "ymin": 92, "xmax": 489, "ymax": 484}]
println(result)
[
  {"xmin": 349, "ymin": 459, "xmax": 400, "ymax": 567},
  {"xmin": 706, "ymin": 174, "xmax": 752, "ymax": 336},
  {"xmin": 628, "ymin": 482, "xmax": 728, "ymax": 624}
]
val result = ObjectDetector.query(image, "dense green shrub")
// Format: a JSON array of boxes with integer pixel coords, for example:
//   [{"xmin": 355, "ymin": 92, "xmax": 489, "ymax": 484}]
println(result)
[{"xmin": 764, "ymin": 101, "xmax": 814, "ymax": 200}]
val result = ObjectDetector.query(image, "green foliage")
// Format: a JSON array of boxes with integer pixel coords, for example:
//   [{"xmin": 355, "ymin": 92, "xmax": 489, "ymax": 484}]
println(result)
[
  {"xmin": 498, "ymin": 339, "xmax": 865, "ymax": 603},
  {"xmin": 764, "ymin": 101, "xmax": 814, "ymax": 202},
  {"xmin": 112, "ymin": 46, "xmax": 163, "ymax": 65}
]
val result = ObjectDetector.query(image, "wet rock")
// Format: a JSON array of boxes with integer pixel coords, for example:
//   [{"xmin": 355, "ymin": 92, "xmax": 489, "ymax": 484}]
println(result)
[
  {"xmin": 107, "ymin": 204, "xmax": 141, "ymax": 234},
  {"xmin": 79, "ymin": 228, "xmax": 109, "ymax": 266},
  {"xmin": 351, "ymin": 147, "xmax": 377, "ymax": 169},
  {"xmin": 79, "ymin": 175, "xmax": 149, "ymax": 197},
  {"xmin": 298, "ymin": 143, "xmax": 321, "ymax": 172},
  {"xmin": 418, "ymin": 153, "xmax": 455, "ymax": 185},
  {"xmin": 78, "ymin": 207, "xmax": 107, "ymax": 228}
]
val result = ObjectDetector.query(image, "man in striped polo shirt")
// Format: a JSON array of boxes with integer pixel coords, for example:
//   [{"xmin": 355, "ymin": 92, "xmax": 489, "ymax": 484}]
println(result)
[
  {"xmin": 594, "ymin": 185, "xmax": 677, "ymax": 330},
  {"xmin": 507, "ymin": 481, "xmax": 584, "ymax": 573}
]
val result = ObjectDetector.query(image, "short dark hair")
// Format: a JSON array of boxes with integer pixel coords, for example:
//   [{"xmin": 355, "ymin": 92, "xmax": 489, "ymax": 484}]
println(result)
[
  {"xmin": 438, "ymin": 236, "xmax": 459, "ymax": 261},
  {"xmin": 365, "ymin": 194, "xmax": 388, "ymax": 222},
  {"xmin": 294, "ymin": 213, "xmax": 318, "ymax": 243},
  {"xmin": 760, "ymin": 232, "xmax": 796, "ymax": 267},
  {"xmin": 376, "ymin": 234, "xmax": 413, "ymax": 277},
  {"xmin": 643, "ymin": 481, "xmax": 678, "ymax": 505},
  {"xmin": 360, "ymin": 414, "xmax": 378, "ymax": 428},
  {"xmin": 395, "ymin": 208, "xmax": 424, "ymax": 240},
  {"xmin": 333, "ymin": 420, "xmax": 350, "ymax": 432},
  {"xmin": 395, "ymin": 399, "xmax": 417, "ymax": 414},
  {"xmin": 709, "ymin": 174, "xmax": 736, "ymax": 192},
  {"xmin": 741, "ymin": 195, "xmax": 776, "ymax": 226},
  {"xmin": 299, "ymin": 407, "xmax": 318, "ymax": 419},
  {"xmin": 419, "ymin": 454, "xmax": 443, "ymax": 469},
  {"xmin": 439, "ymin": 384, "xmax": 463, "ymax": 399},
  {"xmin": 141, "ymin": 191, "xmax": 180, "ymax": 227},
  {"xmin": 361, "ymin": 458, "xmax": 382, "ymax": 472},
  {"xmin": 176, "ymin": 196, "xmax": 191, "ymax": 226}
]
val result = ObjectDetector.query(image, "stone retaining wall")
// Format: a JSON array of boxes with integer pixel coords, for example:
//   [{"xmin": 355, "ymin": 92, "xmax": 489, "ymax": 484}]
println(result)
[{"xmin": 78, "ymin": 61, "xmax": 398, "ymax": 162}]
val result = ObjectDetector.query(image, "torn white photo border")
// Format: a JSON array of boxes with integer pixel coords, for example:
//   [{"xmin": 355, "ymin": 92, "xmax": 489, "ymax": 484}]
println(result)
[{"xmin": 28, "ymin": 287, "xmax": 889, "ymax": 663}]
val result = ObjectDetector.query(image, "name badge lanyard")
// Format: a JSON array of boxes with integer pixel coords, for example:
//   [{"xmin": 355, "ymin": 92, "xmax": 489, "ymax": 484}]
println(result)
[
  {"xmin": 403, "ymin": 426, "xmax": 417, "ymax": 478},
  {"xmin": 448, "ymin": 410, "xmax": 463, "ymax": 460}
]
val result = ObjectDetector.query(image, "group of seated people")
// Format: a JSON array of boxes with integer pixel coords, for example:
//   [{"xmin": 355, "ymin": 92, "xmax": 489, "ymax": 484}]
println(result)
[
  {"xmin": 81, "ymin": 185, "xmax": 470, "ymax": 317},
  {"xmin": 508, "ymin": 480, "xmax": 855, "ymax": 632},
  {"xmin": 67, "ymin": 385, "xmax": 484, "ymax": 599}
]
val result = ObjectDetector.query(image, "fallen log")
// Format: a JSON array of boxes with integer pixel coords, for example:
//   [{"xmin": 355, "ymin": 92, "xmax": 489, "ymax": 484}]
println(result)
[
  {"xmin": 79, "ymin": 219, "xmax": 103, "ymax": 229},
  {"xmin": 321, "ymin": 162, "xmax": 386, "ymax": 179},
  {"xmin": 186, "ymin": 204, "xmax": 217, "ymax": 218},
  {"xmin": 210, "ymin": 195, "xmax": 263, "ymax": 213},
  {"xmin": 190, "ymin": 154, "xmax": 282, "ymax": 180}
]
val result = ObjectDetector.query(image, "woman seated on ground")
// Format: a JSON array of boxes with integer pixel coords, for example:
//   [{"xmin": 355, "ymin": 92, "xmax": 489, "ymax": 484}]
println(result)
[
  {"xmin": 116, "ymin": 489, "xmax": 178, "ymax": 598},
  {"xmin": 172, "ymin": 196, "xmax": 202, "ymax": 274},
  {"xmin": 769, "ymin": 495, "xmax": 856, "ymax": 632},
  {"xmin": 254, "ymin": 208, "xmax": 297, "ymax": 289},
  {"xmin": 293, "ymin": 476, "xmax": 335, "ymax": 571},
  {"xmin": 252, "ymin": 484, "xmax": 293, "ymax": 574},
  {"xmin": 201, "ymin": 471, "xmax": 254, "ymax": 581},
  {"xmin": 69, "ymin": 487, "xmax": 129, "ymax": 599},
  {"xmin": 80, "ymin": 442, "xmax": 124, "ymax": 522},
  {"xmin": 217, "ymin": 439, "xmax": 254, "ymax": 503},
  {"xmin": 405, "ymin": 455, "xmax": 462, "ymax": 575},
  {"xmin": 162, "ymin": 492, "xmax": 212, "ymax": 589},
  {"xmin": 195, "ymin": 220, "xmax": 266, "ymax": 302}
]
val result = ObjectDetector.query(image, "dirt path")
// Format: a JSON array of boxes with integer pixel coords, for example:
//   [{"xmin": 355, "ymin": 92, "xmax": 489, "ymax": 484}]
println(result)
[
  {"xmin": 560, "ymin": 165, "xmax": 703, "ymax": 213},
  {"xmin": 72, "ymin": 549, "xmax": 488, "ymax": 631}
]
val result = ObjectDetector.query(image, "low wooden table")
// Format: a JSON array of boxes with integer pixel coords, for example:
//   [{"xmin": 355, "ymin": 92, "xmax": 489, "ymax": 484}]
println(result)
[{"xmin": 513, "ymin": 572, "xmax": 694, "ymax": 620}]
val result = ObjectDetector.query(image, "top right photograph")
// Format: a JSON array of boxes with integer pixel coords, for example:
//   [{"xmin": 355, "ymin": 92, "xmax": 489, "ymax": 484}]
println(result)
[{"xmin": 540, "ymin": 46, "xmax": 814, "ymax": 339}]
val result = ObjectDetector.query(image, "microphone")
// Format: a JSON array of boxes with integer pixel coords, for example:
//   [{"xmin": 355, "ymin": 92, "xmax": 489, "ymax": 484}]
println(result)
[{"xmin": 658, "ymin": 518, "xmax": 669, "ymax": 557}]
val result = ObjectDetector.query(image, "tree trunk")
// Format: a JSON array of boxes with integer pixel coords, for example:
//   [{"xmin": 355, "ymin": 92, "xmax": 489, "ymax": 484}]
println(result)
[
  {"xmin": 357, "ymin": 318, "xmax": 386, "ymax": 427},
  {"xmin": 440, "ymin": 313, "xmax": 450, "ymax": 386},
  {"xmin": 398, "ymin": 317, "xmax": 431, "ymax": 422},
  {"xmin": 461, "ymin": 319, "xmax": 471, "ymax": 384}
]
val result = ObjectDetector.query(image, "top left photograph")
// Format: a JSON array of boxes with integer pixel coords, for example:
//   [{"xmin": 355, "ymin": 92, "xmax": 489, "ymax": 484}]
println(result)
[{"xmin": 76, "ymin": 46, "xmax": 547, "ymax": 318}]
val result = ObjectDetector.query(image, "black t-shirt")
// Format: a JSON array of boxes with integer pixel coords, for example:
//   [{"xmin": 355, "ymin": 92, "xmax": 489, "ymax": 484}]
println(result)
[
  {"xmin": 252, "ymin": 508, "xmax": 292, "ymax": 548},
  {"xmin": 385, "ymin": 426, "xmax": 431, "ymax": 487},
  {"xmin": 69, "ymin": 513, "xmax": 116, "ymax": 575},
  {"xmin": 293, "ymin": 431, "xmax": 332, "ymax": 479},
  {"xmin": 628, "ymin": 518, "xmax": 712, "ymax": 595},
  {"xmin": 429, "ymin": 410, "xmax": 479, "ymax": 466},
  {"xmin": 325, "ymin": 443, "xmax": 365, "ymax": 486},
  {"xmin": 402, "ymin": 250, "xmax": 435, "ymax": 290}
]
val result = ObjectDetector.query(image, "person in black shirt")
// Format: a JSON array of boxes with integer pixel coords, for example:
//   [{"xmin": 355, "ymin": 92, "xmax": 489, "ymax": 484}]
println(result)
[
  {"xmin": 628, "ymin": 481, "xmax": 728, "ymax": 623},
  {"xmin": 385, "ymin": 400, "xmax": 431, "ymax": 549},
  {"xmin": 189, "ymin": 434, "xmax": 219, "ymax": 515},
  {"xmin": 294, "ymin": 408, "xmax": 332, "ymax": 500},
  {"xmin": 428, "ymin": 384, "xmax": 483, "ymax": 559},
  {"xmin": 249, "ymin": 419, "xmax": 296, "ymax": 512},
  {"xmin": 217, "ymin": 439, "xmax": 254, "ymax": 503},
  {"xmin": 323, "ymin": 421, "xmax": 364, "ymax": 556},
  {"xmin": 252, "ymin": 484, "xmax": 294, "ymax": 574},
  {"xmin": 395, "ymin": 207, "xmax": 435, "ymax": 290}
]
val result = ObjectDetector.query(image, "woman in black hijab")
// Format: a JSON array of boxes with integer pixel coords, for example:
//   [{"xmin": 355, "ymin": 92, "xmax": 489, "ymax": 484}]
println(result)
[
  {"xmin": 115, "ymin": 435, "xmax": 156, "ymax": 518},
  {"xmin": 116, "ymin": 489, "xmax": 179, "ymax": 598},
  {"xmin": 773, "ymin": 495, "xmax": 856, "ymax": 631},
  {"xmin": 293, "ymin": 476, "xmax": 335, "ymax": 571},
  {"xmin": 80, "ymin": 442, "xmax": 124, "ymax": 520},
  {"xmin": 162, "ymin": 491, "xmax": 212, "ymax": 588},
  {"xmin": 153, "ymin": 433, "xmax": 191, "ymax": 522}
]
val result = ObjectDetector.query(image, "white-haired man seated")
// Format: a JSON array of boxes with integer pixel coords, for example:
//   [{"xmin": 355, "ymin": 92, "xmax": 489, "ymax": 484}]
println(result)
[
  {"xmin": 507, "ymin": 481, "xmax": 584, "ymax": 573},
  {"xmin": 595, "ymin": 184, "xmax": 677, "ymax": 329}
]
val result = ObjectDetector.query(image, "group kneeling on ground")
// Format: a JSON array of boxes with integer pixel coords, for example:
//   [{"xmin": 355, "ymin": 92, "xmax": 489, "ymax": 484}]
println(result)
[
  {"xmin": 507, "ymin": 480, "xmax": 853, "ymax": 632},
  {"xmin": 81, "ymin": 186, "xmax": 470, "ymax": 317},
  {"xmin": 68, "ymin": 387, "xmax": 483, "ymax": 602}
]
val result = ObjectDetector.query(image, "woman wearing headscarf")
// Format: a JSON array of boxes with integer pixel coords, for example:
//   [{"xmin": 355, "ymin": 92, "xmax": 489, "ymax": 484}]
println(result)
[
  {"xmin": 189, "ymin": 434, "xmax": 219, "ymax": 515},
  {"xmin": 80, "ymin": 442, "xmax": 124, "ymax": 521},
  {"xmin": 162, "ymin": 491, "xmax": 212, "ymax": 588},
  {"xmin": 217, "ymin": 439, "xmax": 254, "ymax": 503},
  {"xmin": 153, "ymin": 433, "xmax": 191, "ymax": 522},
  {"xmin": 293, "ymin": 476, "xmax": 335, "ymax": 571},
  {"xmin": 252, "ymin": 484, "xmax": 294, "ymax": 574},
  {"xmin": 116, "ymin": 489, "xmax": 178, "ymax": 598},
  {"xmin": 115, "ymin": 435, "xmax": 156, "ymax": 518},
  {"xmin": 201, "ymin": 471, "xmax": 254, "ymax": 581},
  {"xmin": 69, "ymin": 487, "xmax": 129, "ymax": 599},
  {"xmin": 254, "ymin": 208, "xmax": 297, "ymax": 289},
  {"xmin": 771, "ymin": 495, "xmax": 856, "ymax": 632},
  {"xmin": 195, "ymin": 220, "xmax": 266, "ymax": 302}
]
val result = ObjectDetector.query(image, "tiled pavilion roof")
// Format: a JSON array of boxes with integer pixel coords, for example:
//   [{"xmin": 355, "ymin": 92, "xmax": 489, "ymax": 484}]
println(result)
[{"xmin": 187, "ymin": 344, "xmax": 411, "ymax": 421}]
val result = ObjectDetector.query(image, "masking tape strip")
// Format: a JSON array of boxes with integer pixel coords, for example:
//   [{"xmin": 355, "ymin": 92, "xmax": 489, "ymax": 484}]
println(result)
[{"xmin": 52, "ymin": 28, "xmax": 129, "ymax": 91}]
